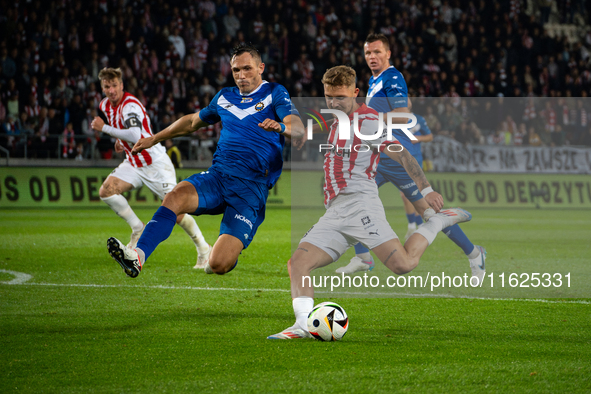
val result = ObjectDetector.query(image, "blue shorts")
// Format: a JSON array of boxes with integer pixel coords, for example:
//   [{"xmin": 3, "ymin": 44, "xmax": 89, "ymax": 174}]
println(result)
[
  {"xmin": 184, "ymin": 169, "xmax": 268, "ymax": 249},
  {"xmin": 375, "ymin": 157, "xmax": 424, "ymax": 202}
]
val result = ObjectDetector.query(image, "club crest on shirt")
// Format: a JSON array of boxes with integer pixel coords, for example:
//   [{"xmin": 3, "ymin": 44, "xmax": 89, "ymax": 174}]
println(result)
[
  {"xmin": 255, "ymin": 102, "xmax": 265, "ymax": 111},
  {"xmin": 241, "ymin": 97, "xmax": 253, "ymax": 103}
]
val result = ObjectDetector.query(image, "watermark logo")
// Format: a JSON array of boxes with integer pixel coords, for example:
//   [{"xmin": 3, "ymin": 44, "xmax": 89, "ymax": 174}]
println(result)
[
  {"xmin": 305, "ymin": 108, "xmax": 418, "ymax": 142},
  {"xmin": 303, "ymin": 107, "xmax": 330, "ymax": 134}
]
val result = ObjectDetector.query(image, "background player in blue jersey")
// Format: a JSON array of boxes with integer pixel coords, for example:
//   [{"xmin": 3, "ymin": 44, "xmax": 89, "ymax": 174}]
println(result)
[
  {"xmin": 336, "ymin": 34, "xmax": 486, "ymax": 286},
  {"xmin": 107, "ymin": 44, "xmax": 304, "ymax": 278}
]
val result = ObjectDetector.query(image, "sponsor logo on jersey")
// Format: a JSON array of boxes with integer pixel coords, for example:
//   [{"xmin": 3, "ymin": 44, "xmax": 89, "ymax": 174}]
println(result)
[
  {"xmin": 361, "ymin": 216, "xmax": 371, "ymax": 225},
  {"xmin": 234, "ymin": 214, "xmax": 253, "ymax": 229},
  {"xmin": 369, "ymin": 230, "xmax": 379, "ymax": 236},
  {"xmin": 255, "ymin": 102, "xmax": 265, "ymax": 111},
  {"xmin": 225, "ymin": 104, "xmax": 234, "ymax": 109},
  {"xmin": 241, "ymin": 97, "xmax": 253, "ymax": 103},
  {"xmin": 398, "ymin": 182, "xmax": 417, "ymax": 190}
]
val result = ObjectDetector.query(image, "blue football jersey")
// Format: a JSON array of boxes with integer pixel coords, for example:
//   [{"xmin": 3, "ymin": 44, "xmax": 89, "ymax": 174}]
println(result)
[
  {"xmin": 365, "ymin": 66, "xmax": 414, "ymax": 157},
  {"xmin": 199, "ymin": 81, "xmax": 297, "ymax": 188},
  {"xmin": 405, "ymin": 114, "xmax": 431, "ymax": 159}
]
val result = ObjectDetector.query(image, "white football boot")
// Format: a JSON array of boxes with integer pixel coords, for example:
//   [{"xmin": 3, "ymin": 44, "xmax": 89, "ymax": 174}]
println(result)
[
  {"xmin": 108, "ymin": 237, "xmax": 142, "ymax": 278},
  {"xmin": 433, "ymin": 208, "xmax": 472, "ymax": 228},
  {"xmin": 267, "ymin": 325, "xmax": 313, "ymax": 339},
  {"xmin": 469, "ymin": 245, "xmax": 486, "ymax": 286},
  {"xmin": 335, "ymin": 256, "xmax": 375, "ymax": 274},
  {"xmin": 422, "ymin": 207, "xmax": 436, "ymax": 221}
]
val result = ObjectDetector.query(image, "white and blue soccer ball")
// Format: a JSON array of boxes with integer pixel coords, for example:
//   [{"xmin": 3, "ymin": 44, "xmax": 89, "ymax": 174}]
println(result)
[{"xmin": 307, "ymin": 302, "xmax": 348, "ymax": 341}]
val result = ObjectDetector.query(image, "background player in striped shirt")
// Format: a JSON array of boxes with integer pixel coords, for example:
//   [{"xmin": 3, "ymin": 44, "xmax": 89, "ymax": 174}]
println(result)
[
  {"xmin": 336, "ymin": 34, "xmax": 486, "ymax": 286},
  {"xmin": 269, "ymin": 66, "xmax": 472, "ymax": 340},
  {"xmin": 91, "ymin": 67, "xmax": 210, "ymax": 269}
]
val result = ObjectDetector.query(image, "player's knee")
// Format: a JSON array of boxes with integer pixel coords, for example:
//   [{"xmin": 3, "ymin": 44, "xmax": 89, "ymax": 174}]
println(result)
[
  {"xmin": 390, "ymin": 259, "xmax": 416, "ymax": 275},
  {"xmin": 99, "ymin": 184, "xmax": 114, "ymax": 199},
  {"xmin": 162, "ymin": 190, "xmax": 183, "ymax": 212},
  {"xmin": 289, "ymin": 255, "xmax": 313, "ymax": 275},
  {"xmin": 208, "ymin": 256, "xmax": 235, "ymax": 275}
]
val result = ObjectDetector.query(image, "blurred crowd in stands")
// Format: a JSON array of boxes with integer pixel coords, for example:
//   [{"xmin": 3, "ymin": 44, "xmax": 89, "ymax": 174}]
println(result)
[{"xmin": 2, "ymin": 0, "xmax": 591, "ymax": 161}]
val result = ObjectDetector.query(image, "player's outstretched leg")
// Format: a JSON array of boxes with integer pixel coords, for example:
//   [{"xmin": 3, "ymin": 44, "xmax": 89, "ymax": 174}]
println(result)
[
  {"xmin": 107, "ymin": 237, "xmax": 142, "ymax": 278},
  {"xmin": 107, "ymin": 181, "xmax": 199, "ymax": 277},
  {"xmin": 107, "ymin": 205, "xmax": 177, "ymax": 277},
  {"xmin": 176, "ymin": 214, "xmax": 211, "ymax": 269},
  {"xmin": 268, "ymin": 244, "xmax": 333, "ymax": 340},
  {"xmin": 371, "ymin": 208, "xmax": 472, "ymax": 276}
]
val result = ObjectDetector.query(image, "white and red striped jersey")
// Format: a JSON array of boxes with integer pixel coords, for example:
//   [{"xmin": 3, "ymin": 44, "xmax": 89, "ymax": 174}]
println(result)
[
  {"xmin": 99, "ymin": 92, "xmax": 164, "ymax": 168},
  {"xmin": 323, "ymin": 104, "xmax": 399, "ymax": 207}
]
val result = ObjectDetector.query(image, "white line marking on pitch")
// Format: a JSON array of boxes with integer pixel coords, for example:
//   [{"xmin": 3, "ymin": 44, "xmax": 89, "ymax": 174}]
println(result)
[
  {"xmin": 0, "ymin": 269, "xmax": 33, "ymax": 285},
  {"xmin": 1, "ymin": 279, "xmax": 589, "ymax": 305}
]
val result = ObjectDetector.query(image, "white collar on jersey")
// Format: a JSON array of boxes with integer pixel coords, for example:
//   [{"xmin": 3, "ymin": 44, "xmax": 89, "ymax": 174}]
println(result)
[
  {"xmin": 372, "ymin": 66, "xmax": 394, "ymax": 80},
  {"xmin": 240, "ymin": 80, "xmax": 268, "ymax": 96}
]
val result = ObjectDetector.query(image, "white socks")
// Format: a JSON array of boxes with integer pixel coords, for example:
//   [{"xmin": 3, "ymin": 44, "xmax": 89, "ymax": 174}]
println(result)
[
  {"xmin": 293, "ymin": 296, "xmax": 314, "ymax": 331},
  {"xmin": 467, "ymin": 246, "xmax": 480, "ymax": 259},
  {"xmin": 414, "ymin": 215, "xmax": 446, "ymax": 245},
  {"xmin": 356, "ymin": 252, "xmax": 372, "ymax": 262},
  {"xmin": 178, "ymin": 214, "xmax": 208, "ymax": 252},
  {"xmin": 101, "ymin": 194, "xmax": 143, "ymax": 232}
]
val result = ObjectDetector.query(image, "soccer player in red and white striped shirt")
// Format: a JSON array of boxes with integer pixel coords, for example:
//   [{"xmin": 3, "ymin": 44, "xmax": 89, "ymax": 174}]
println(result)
[
  {"xmin": 269, "ymin": 66, "xmax": 472, "ymax": 340},
  {"xmin": 91, "ymin": 67, "xmax": 210, "ymax": 268}
]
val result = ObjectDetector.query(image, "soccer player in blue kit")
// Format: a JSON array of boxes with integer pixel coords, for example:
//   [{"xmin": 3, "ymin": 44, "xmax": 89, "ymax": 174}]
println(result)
[
  {"xmin": 336, "ymin": 34, "xmax": 486, "ymax": 285},
  {"xmin": 107, "ymin": 44, "xmax": 304, "ymax": 278}
]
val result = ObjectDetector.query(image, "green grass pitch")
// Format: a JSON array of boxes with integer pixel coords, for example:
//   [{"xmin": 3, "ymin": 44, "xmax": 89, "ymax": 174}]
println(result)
[{"xmin": 1, "ymin": 207, "xmax": 590, "ymax": 393}]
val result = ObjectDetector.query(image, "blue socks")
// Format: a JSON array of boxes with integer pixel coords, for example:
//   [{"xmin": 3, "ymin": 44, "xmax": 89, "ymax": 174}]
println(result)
[
  {"xmin": 413, "ymin": 213, "xmax": 423, "ymax": 226},
  {"xmin": 443, "ymin": 224, "xmax": 474, "ymax": 255},
  {"xmin": 137, "ymin": 206, "xmax": 178, "ymax": 262},
  {"xmin": 354, "ymin": 242, "xmax": 370, "ymax": 255},
  {"xmin": 406, "ymin": 212, "xmax": 423, "ymax": 226}
]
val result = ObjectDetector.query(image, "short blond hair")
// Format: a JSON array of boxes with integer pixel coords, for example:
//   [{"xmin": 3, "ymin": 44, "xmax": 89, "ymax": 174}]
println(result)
[
  {"xmin": 98, "ymin": 67, "xmax": 123, "ymax": 82},
  {"xmin": 321, "ymin": 65, "xmax": 356, "ymax": 89}
]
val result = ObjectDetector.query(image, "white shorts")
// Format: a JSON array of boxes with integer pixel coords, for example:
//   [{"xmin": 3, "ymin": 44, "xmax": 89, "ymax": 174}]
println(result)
[
  {"xmin": 108, "ymin": 154, "xmax": 176, "ymax": 200},
  {"xmin": 300, "ymin": 192, "xmax": 398, "ymax": 261}
]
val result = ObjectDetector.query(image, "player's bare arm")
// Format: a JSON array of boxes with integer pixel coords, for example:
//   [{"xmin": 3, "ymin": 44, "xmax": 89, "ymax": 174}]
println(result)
[
  {"xmin": 385, "ymin": 147, "xmax": 444, "ymax": 211},
  {"xmin": 132, "ymin": 112, "xmax": 209, "ymax": 154}
]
